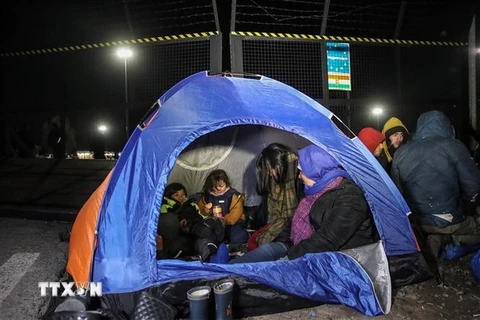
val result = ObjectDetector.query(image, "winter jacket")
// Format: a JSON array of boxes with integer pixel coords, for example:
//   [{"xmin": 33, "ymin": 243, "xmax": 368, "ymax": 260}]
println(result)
[
  {"xmin": 198, "ymin": 188, "xmax": 246, "ymax": 225},
  {"xmin": 160, "ymin": 197, "xmax": 205, "ymax": 227},
  {"xmin": 391, "ymin": 110, "xmax": 480, "ymax": 228},
  {"xmin": 274, "ymin": 179, "xmax": 376, "ymax": 260}
]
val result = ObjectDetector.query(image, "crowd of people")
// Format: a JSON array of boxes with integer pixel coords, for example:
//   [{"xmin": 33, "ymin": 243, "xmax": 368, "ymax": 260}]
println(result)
[
  {"xmin": 155, "ymin": 110, "xmax": 479, "ymax": 269},
  {"xmin": 156, "ymin": 142, "xmax": 379, "ymax": 263},
  {"xmin": 357, "ymin": 111, "xmax": 480, "ymax": 277}
]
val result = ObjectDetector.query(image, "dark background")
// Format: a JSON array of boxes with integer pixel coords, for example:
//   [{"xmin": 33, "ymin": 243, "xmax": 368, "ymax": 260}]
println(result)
[{"xmin": 1, "ymin": 0, "xmax": 479, "ymax": 155}]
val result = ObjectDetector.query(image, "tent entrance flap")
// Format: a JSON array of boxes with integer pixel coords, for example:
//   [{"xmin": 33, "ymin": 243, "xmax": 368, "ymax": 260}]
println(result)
[{"xmin": 342, "ymin": 241, "xmax": 392, "ymax": 314}]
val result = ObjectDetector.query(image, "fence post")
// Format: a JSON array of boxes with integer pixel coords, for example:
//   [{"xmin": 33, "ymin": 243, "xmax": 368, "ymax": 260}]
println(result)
[
  {"xmin": 394, "ymin": 1, "xmax": 407, "ymax": 116},
  {"xmin": 230, "ymin": 0, "xmax": 237, "ymax": 32},
  {"xmin": 230, "ymin": 34, "xmax": 244, "ymax": 73},
  {"xmin": 212, "ymin": 0, "xmax": 220, "ymax": 32},
  {"xmin": 210, "ymin": 34, "xmax": 222, "ymax": 74},
  {"xmin": 468, "ymin": 15, "xmax": 477, "ymax": 150}
]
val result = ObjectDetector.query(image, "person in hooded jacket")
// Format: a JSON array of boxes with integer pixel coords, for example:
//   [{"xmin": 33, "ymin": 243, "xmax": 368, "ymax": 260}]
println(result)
[
  {"xmin": 391, "ymin": 110, "xmax": 480, "ymax": 259},
  {"xmin": 381, "ymin": 117, "xmax": 409, "ymax": 172},
  {"xmin": 230, "ymin": 144, "xmax": 376, "ymax": 263},
  {"xmin": 358, "ymin": 127, "xmax": 388, "ymax": 171}
]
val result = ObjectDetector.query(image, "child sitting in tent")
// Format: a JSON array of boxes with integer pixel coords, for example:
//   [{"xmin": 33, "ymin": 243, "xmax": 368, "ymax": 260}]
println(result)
[
  {"xmin": 157, "ymin": 183, "xmax": 225, "ymax": 262},
  {"xmin": 198, "ymin": 169, "xmax": 249, "ymax": 247}
]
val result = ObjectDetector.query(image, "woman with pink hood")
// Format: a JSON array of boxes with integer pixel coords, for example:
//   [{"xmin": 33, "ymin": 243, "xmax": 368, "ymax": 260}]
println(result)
[{"xmin": 230, "ymin": 144, "xmax": 376, "ymax": 263}]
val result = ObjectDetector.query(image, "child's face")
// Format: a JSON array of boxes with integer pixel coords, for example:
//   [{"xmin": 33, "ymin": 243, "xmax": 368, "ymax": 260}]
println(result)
[
  {"xmin": 211, "ymin": 180, "xmax": 227, "ymax": 194},
  {"xmin": 171, "ymin": 189, "xmax": 187, "ymax": 204}
]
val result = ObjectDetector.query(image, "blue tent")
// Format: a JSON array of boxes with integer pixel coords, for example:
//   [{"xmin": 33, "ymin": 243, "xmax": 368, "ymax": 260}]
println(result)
[{"xmin": 70, "ymin": 71, "xmax": 429, "ymax": 317}]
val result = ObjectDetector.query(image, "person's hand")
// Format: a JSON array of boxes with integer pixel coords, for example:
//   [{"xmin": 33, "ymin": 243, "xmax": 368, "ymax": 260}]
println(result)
[
  {"xmin": 179, "ymin": 219, "xmax": 188, "ymax": 228},
  {"xmin": 203, "ymin": 202, "xmax": 213, "ymax": 216}
]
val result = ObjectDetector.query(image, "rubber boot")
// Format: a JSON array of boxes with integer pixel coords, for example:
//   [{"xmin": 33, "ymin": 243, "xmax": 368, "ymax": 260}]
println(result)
[
  {"xmin": 213, "ymin": 279, "xmax": 234, "ymax": 320},
  {"xmin": 187, "ymin": 286, "xmax": 211, "ymax": 320}
]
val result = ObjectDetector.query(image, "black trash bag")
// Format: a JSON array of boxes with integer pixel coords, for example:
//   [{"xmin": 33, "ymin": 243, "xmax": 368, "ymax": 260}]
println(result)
[
  {"xmin": 388, "ymin": 252, "xmax": 435, "ymax": 287},
  {"xmin": 132, "ymin": 291, "xmax": 178, "ymax": 320}
]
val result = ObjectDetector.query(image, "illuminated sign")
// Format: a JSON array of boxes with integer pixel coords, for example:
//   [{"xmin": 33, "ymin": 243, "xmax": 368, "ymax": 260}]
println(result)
[{"xmin": 326, "ymin": 42, "xmax": 351, "ymax": 91}]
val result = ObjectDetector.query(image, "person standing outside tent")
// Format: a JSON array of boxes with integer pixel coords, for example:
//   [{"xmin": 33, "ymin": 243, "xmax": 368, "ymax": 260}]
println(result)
[
  {"xmin": 391, "ymin": 110, "xmax": 480, "ymax": 260},
  {"xmin": 198, "ymin": 169, "xmax": 249, "ymax": 246},
  {"xmin": 230, "ymin": 144, "xmax": 376, "ymax": 263},
  {"xmin": 358, "ymin": 127, "xmax": 388, "ymax": 171},
  {"xmin": 247, "ymin": 143, "xmax": 299, "ymax": 250},
  {"xmin": 381, "ymin": 117, "xmax": 409, "ymax": 172}
]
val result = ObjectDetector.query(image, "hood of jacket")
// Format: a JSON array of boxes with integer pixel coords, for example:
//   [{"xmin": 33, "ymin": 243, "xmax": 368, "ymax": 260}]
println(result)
[
  {"xmin": 413, "ymin": 110, "xmax": 455, "ymax": 141},
  {"xmin": 298, "ymin": 145, "xmax": 352, "ymax": 195},
  {"xmin": 381, "ymin": 117, "xmax": 409, "ymax": 163},
  {"xmin": 298, "ymin": 145, "xmax": 341, "ymax": 181},
  {"xmin": 358, "ymin": 127, "xmax": 385, "ymax": 154},
  {"xmin": 381, "ymin": 117, "xmax": 409, "ymax": 138}
]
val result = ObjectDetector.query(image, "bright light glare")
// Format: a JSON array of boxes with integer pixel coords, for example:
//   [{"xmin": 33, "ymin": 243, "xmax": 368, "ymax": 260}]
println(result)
[
  {"xmin": 116, "ymin": 48, "xmax": 133, "ymax": 58},
  {"xmin": 372, "ymin": 107, "xmax": 383, "ymax": 116},
  {"xmin": 98, "ymin": 125, "xmax": 107, "ymax": 133}
]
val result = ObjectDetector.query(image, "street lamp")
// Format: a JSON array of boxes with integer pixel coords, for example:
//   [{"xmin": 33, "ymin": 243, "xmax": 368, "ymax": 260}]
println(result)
[
  {"xmin": 97, "ymin": 125, "xmax": 107, "ymax": 134},
  {"xmin": 372, "ymin": 107, "xmax": 384, "ymax": 130},
  {"xmin": 116, "ymin": 48, "xmax": 133, "ymax": 141}
]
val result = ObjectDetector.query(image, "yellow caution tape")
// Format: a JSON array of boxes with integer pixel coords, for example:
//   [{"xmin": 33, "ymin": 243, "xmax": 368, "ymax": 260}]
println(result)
[
  {"xmin": 231, "ymin": 31, "xmax": 467, "ymax": 47},
  {"xmin": 0, "ymin": 31, "xmax": 219, "ymax": 58}
]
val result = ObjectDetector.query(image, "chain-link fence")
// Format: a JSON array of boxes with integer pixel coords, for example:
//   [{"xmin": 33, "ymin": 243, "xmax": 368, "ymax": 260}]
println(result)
[
  {"xmin": 231, "ymin": 33, "xmax": 469, "ymax": 140},
  {"xmin": 1, "ymin": 34, "xmax": 220, "ymax": 156}
]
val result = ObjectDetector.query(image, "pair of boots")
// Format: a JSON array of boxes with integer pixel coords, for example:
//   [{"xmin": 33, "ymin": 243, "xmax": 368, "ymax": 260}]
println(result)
[{"xmin": 187, "ymin": 279, "xmax": 234, "ymax": 320}]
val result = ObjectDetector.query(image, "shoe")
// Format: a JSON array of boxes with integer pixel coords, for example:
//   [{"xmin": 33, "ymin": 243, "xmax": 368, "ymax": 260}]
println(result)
[
  {"xmin": 207, "ymin": 243, "xmax": 218, "ymax": 255},
  {"xmin": 210, "ymin": 243, "xmax": 229, "ymax": 264}
]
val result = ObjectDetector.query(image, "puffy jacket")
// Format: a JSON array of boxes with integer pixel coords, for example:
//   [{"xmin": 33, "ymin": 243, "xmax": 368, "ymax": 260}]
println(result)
[
  {"xmin": 198, "ymin": 188, "xmax": 246, "ymax": 225},
  {"xmin": 274, "ymin": 179, "xmax": 376, "ymax": 260},
  {"xmin": 391, "ymin": 110, "xmax": 480, "ymax": 227}
]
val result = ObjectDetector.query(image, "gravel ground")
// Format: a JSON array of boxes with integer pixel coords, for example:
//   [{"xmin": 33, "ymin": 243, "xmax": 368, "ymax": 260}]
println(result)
[
  {"xmin": 243, "ymin": 254, "xmax": 480, "ymax": 320},
  {"xmin": 22, "ymin": 217, "xmax": 477, "ymax": 320}
]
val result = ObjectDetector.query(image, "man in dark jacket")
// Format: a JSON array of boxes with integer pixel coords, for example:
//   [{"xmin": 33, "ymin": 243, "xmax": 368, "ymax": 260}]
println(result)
[{"xmin": 391, "ymin": 110, "xmax": 480, "ymax": 258}]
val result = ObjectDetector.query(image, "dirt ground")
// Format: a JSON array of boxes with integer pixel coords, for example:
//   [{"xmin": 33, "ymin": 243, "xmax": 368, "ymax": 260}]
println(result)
[{"xmin": 244, "ymin": 253, "xmax": 480, "ymax": 320}]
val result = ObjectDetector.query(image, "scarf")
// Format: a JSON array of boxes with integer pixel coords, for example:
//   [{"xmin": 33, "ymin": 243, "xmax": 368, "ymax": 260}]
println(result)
[
  {"xmin": 290, "ymin": 177, "xmax": 344, "ymax": 245},
  {"xmin": 304, "ymin": 169, "xmax": 351, "ymax": 195}
]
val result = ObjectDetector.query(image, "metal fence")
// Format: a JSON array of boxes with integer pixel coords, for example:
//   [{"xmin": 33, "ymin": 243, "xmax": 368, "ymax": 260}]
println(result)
[
  {"xmin": 1, "ymin": 0, "xmax": 477, "ymax": 158},
  {"xmin": 1, "ymin": 33, "xmax": 221, "ymax": 156},
  {"xmin": 230, "ymin": 32, "xmax": 470, "ymax": 139}
]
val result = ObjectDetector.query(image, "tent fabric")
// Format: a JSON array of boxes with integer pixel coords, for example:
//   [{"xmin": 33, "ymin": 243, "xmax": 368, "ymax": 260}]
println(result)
[
  {"xmin": 68, "ymin": 71, "xmax": 421, "ymax": 315},
  {"xmin": 67, "ymin": 171, "xmax": 112, "ymax": 283},
  {"xmin": 149, "ymin": 242, "xmax": 390, "ymax": 316}
]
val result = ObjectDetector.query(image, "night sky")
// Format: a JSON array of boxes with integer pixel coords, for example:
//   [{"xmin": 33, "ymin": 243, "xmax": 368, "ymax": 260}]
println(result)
[{"xmin": 1, "ymin": 1, "xmax": 479, "ymax": 154}]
